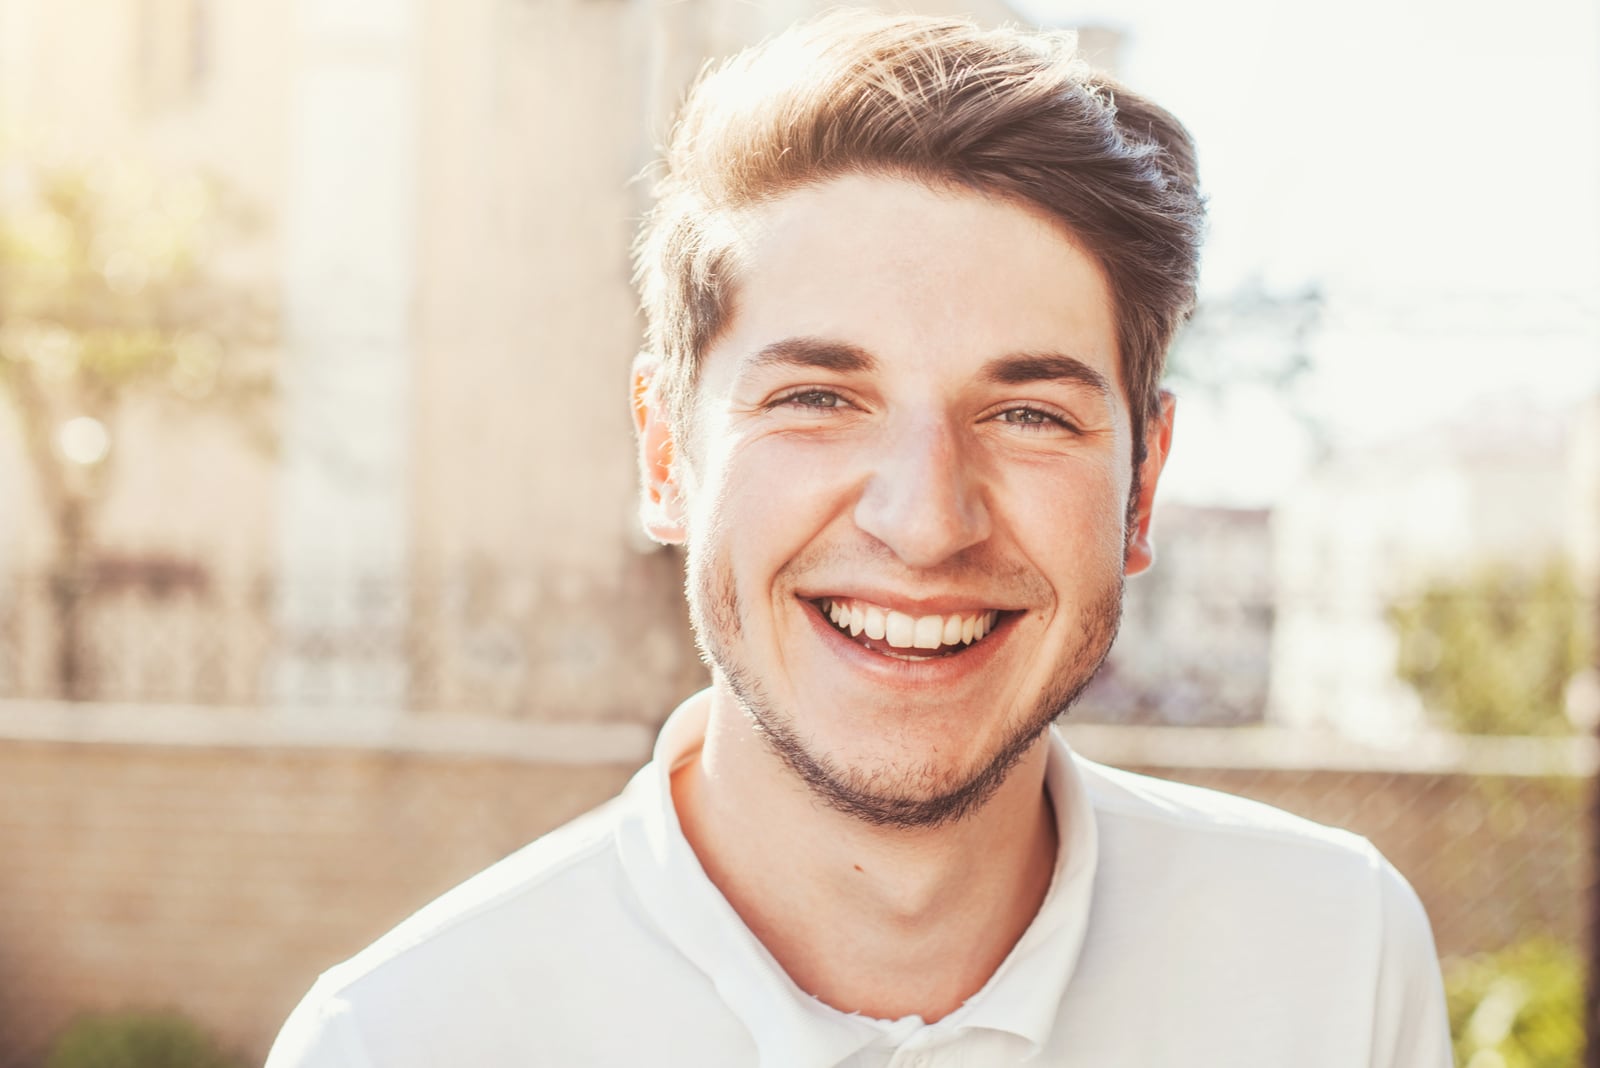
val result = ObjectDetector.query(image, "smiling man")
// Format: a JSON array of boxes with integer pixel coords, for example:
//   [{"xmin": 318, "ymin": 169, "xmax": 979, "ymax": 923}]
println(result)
[{"xmin": 268, "ymin": 12, "xmax": 1450, "ymax": 1067}]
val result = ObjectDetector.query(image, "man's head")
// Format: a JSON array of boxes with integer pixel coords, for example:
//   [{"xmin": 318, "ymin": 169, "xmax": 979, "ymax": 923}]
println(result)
[
  {"xmin": 636, "ymin": 10, "xmax": 1205, "ymax": 465},
  {"xmin": 632, "ymin": 12, "xmax": 1204, "ymax": 829}
]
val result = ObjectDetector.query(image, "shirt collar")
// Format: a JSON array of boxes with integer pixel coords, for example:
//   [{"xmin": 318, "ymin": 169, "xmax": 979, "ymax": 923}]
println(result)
[{"xmin": 613, "ymin": 690, "xmax": 1100, "ymax": 1067}]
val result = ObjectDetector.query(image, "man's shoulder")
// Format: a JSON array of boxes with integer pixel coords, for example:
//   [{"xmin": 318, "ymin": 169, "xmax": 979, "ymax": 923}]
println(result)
[
  {"xmin": 266, "ymin": 767, "xmax": 750, "ymax": 1066},
  {"xmin": 314, "ymin": 786, "xmax": 637, "ymax": 999},
  {"xmin": 1076, "ymin": 753, "xmax": 1372, "ymax": 861},
  {"xmin": 1060, "ymin": 752, "xmax": 1448, "ymax": 1064}
]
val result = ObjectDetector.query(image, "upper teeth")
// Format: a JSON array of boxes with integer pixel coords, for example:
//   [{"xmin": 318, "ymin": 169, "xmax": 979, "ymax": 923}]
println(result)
[{"xmin": 822, "ymin": 599, "xmax": 998, "ymax": 650}]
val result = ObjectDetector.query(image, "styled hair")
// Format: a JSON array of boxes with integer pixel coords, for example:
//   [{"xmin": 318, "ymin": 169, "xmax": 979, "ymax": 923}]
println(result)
[{"xmin": 635, "ymin": 10, "xmax": 1205, "ymax": 461}]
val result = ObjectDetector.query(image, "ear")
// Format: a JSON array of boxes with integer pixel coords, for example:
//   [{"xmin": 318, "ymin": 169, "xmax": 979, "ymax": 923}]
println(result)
[
  {"xmin": 632, "ymin": 353, "xmax": 687, "ymax": 545},
  {"xmin": 1124, "ymin": 391, "xmax": 1176, "ymax": 577}
]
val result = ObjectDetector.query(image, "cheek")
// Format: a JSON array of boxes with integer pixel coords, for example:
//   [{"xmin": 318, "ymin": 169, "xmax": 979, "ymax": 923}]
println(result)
[
  {"xmin": 695, "ymin": 436, "xmax": 855, "ymax": 569},
  {"xmin": 1000, "ymin": 457, "xmax": 1129, "ymax": 570}
]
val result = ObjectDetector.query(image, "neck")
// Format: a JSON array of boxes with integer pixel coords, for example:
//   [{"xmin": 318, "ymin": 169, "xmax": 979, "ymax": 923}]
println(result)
[{"xmin": 671, "ymin": 687, "xmax": 1059, "ymax": 1023}]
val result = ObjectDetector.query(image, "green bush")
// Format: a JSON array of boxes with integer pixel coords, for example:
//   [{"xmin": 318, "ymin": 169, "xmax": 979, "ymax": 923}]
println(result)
[
  {"xmin": 1391, "ymin": 561, "xmax": 1591, "ymax": 736},
  {"xmin": 45, "ymin": 1011, "xmax": 244, "ymax": 1068},
  {"xmin": 1445, "ymin": 938, "xmax": 1583, "ymax": 1068}
]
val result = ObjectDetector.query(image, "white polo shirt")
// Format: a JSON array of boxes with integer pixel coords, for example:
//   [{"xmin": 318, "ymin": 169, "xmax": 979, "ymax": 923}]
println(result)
[{"xmin": 267, "ymin": 691, "xmax": 1450, "ymax": 1067}]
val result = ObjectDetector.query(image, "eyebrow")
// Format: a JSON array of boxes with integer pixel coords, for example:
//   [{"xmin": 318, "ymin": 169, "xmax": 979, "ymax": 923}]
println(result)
[
  {"xmin": 980, "ymin": 352, "xmax": 1114, "ymax": 398},
  {"xmin": 745, "ymin": 337, "xmax": 877, "ymax": 374},
  {"xmin": 743, "ymin": 337, "xmax": 1114, "ymax": 399}
]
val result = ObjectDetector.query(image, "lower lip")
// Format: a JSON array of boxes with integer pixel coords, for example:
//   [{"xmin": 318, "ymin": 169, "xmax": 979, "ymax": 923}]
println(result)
[{"xmin": 799, "ymin": 600, "xmax": 1015, "ymax": 684}]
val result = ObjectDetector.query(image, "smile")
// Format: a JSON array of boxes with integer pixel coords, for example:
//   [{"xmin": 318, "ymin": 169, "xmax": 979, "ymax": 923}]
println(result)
[{"xmin": 814, "ymin": 597, "xmax": 1002, "ymax": 661}]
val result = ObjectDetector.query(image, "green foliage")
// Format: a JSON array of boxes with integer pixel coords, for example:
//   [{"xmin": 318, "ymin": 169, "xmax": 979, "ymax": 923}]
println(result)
[
  {"xmin": 0, "ymin": 155, "xmax": 274, "ymax": 529},
  {"xmin": 1445, "ymin": 939, "xmax": 1583, "ymax": 1068},
  {"xmin": 1391, "ymin": 562, "xmax": 1593, "ymax": 735},
  {"xmin": 44, "ymin": 1010, "xmax": 245, "ymax": 1068}
]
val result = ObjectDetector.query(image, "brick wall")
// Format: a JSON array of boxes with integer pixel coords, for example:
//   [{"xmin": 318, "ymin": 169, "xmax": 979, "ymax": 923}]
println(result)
[
  {"xmin": 0, "ymin": 734, "xmax": 1588, "ymax": 1066},
  {"xmin": 0, "ymin": 739, "xmax": 634, "ymax": 1067}
]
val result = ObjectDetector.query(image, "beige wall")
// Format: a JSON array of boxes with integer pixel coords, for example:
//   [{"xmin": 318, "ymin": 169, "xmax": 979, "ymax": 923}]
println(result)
[{"xmin": 404, "ymin": 0, "xmax": 705, "ymax": 720}]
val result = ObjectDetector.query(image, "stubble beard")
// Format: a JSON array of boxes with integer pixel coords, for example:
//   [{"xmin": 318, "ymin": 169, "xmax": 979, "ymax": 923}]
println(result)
[{"xmin": 684, "ymin": 543, "xmax": 1125, "ymax": 832}]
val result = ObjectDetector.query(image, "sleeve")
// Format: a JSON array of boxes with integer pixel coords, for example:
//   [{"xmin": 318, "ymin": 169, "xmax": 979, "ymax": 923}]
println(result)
[
  {"xmin": 1367, "ymin": 854, "xmax": 1452, "ymax": 1067},
  {"xmin": 264, "ymin": 982, "xmax": 376, "ymax": 1068}
]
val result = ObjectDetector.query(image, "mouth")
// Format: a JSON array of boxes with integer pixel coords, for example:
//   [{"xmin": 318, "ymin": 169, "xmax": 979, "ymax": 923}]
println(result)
[{"xmin": 812, "ymin": 597, "xmax": 1008, "ymax": 662}]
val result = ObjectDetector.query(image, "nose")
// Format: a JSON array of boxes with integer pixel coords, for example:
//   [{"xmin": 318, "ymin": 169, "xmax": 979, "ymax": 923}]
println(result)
[{"xmin": 853, "ymin": 415, "xmax": 992, "ymax": 568}]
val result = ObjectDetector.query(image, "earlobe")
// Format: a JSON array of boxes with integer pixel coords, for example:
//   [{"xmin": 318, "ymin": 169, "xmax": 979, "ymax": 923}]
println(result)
[
  {"xmin": 1124, "ymin": 391, "xmax": 1176, "ymax": 577},
  {"xmin": 633, "ymin": 353, "xmax": 687, "ymax": 545}
]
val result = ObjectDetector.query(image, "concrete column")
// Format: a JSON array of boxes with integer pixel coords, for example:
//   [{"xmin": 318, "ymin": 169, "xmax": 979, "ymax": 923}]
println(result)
[{"xmin": 273, "ymin": 0, "xmax": 419, "ymax": 709}]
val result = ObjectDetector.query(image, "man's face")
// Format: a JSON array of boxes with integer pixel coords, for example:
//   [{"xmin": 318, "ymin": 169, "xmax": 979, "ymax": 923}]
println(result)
[{"xmin": 639, "ymin": 175, "xmax": 1171, "ymax": 828}]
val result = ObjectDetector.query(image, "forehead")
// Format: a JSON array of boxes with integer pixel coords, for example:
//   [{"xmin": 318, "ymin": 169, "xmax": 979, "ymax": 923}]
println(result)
[{"xmin": 702, "ymin": 174, "xmax": 1123, "ymax": 402}]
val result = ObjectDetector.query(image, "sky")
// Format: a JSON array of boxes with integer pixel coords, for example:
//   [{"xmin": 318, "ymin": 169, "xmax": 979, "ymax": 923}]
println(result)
[{"xmin": 1022, "ymin": 0, "xmax": 1600, "ymax": 505}]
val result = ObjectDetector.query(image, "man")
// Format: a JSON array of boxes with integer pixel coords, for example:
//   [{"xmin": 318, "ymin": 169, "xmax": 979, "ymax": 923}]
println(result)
[{"xmin": 269, "ymin": 12, "xmax": 1450, "ymax": 1066}]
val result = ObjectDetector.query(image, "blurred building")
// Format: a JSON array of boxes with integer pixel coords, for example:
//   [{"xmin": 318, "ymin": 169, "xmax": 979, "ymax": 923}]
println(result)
[
  {"xmin": 1269, "ymin": 397, "xmax": 1595, "ymax": 743},
  {"xmin": 4, "ymin": 0, "xmax": 672, "ymax": 714},
  {"xmin": 1078, "ymin": 503, "xmax": 1274, "ymax": 725}
]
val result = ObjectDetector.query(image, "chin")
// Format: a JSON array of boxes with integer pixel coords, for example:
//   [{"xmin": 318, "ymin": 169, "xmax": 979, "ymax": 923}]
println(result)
[{"xmin": 731, "ymin": 682, "xmax": 1063, "ymax": 831}]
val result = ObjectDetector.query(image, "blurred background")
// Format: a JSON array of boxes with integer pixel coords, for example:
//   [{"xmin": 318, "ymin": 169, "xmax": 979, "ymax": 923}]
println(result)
[{"xmin": 0, "ymin": 0, "xmax": 1596, "ymax": 1065}]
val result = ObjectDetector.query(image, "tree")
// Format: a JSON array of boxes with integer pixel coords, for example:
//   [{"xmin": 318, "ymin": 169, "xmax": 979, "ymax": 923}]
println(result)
[
  {"xmin": 0, "ymin": 157, "xmax": 274, "ymax": 697},
  {"xmin": 1390, "ymin": 561, "xmax": 1592, "ymax": 735},
  {"xmin": 1166, "ymin": 281, "xmax": 1323, "ymax": 394}
]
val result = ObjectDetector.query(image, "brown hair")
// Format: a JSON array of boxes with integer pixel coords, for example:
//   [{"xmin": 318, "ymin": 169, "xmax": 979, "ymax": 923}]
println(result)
[{"xmin": 635, "ymin": 10, "xmax": 1206, "ymax": 462}]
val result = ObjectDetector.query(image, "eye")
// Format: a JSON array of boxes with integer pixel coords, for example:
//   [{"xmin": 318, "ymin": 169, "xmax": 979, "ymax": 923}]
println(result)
[
  {"xmin": 993, "ymin": 406, "xmax": 1073, "ymax": 431},
  {"xmin": 773, "ymin": 388, "xmax": 846, "ymax": 411}
]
